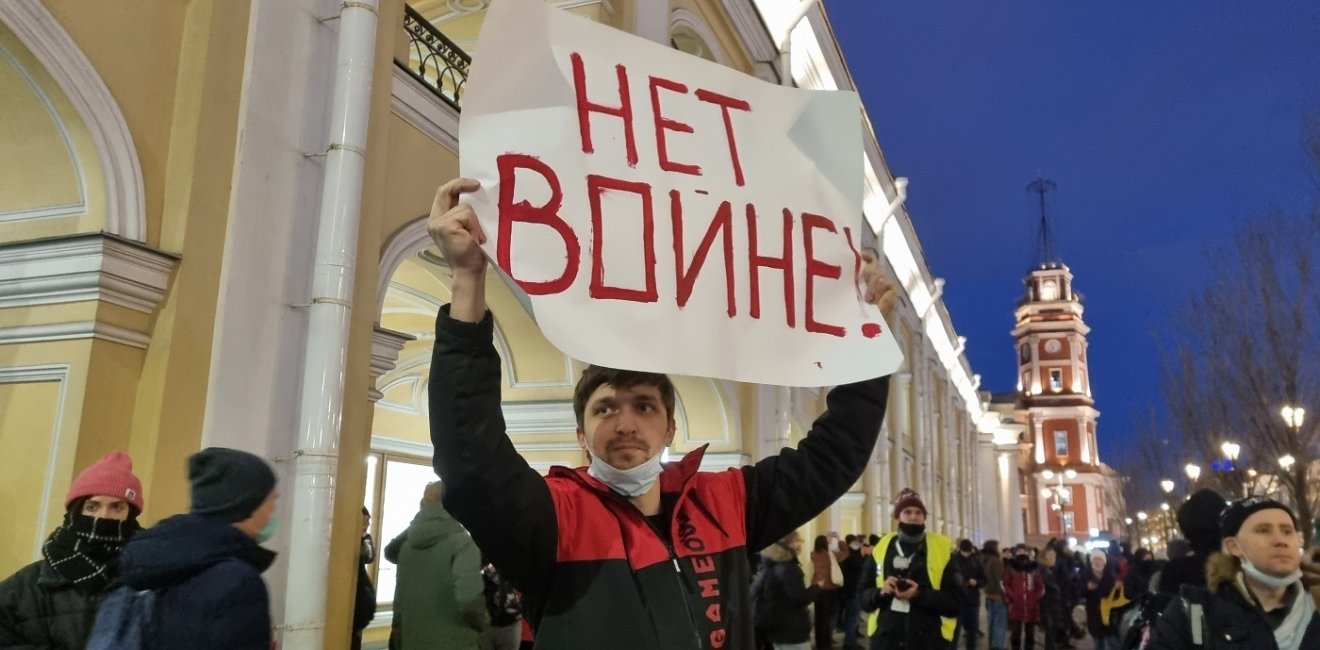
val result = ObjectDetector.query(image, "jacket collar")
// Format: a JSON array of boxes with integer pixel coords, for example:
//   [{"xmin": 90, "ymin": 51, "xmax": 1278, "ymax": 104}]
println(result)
[
  {"xmin": 549, "ymin": 444, "xmax": 710, "ymax": 497},
  {"xmin": 1206, "ymin": 551, "xmax": 1320, "ymax": 611}
]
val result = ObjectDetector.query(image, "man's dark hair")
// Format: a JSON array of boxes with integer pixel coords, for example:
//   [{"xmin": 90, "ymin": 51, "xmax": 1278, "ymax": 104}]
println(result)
[
  {"xmin": 814, "ymin": 535, "xmax": 829, "ymax": 552},
  {"xmin": 572, "ymin": 365, "xmax": 677, "ymax": 430}
]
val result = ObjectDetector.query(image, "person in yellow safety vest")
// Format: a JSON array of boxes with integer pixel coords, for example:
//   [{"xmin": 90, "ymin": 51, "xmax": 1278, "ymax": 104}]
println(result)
[{"xmin": 860, "ymin": 488, "xmax": 966, "ymax": 650}]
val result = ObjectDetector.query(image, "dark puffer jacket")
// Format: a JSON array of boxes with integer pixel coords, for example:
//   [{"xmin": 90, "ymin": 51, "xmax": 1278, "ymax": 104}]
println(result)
[
  {"xmin": 758, "ymin": 544, "xmax": 820, "ymax": 645},
  {"xmin": 1148, "ymin": 553, "xmax": 1320, "ymax": 649},
  {"xmin": 0, "ymin": 559, "xmax": 115, "ymax": 649},
  {"xmin": 86, "ymin": 514, "xmax": 275, "ymax": 650}
]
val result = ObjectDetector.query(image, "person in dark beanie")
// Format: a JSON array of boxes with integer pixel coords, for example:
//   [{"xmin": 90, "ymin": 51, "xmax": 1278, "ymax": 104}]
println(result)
[
  {"xmin": 952, "ymin": 538, "xmax": 988, "ymax": 650},
  {"xmin": 1155, "ymin": 489, "xmax": 1228, "ymax": 596},
  {"xmin": 838, "ymin": 534, "xmax": 867, "ymax": 650},
  {"xmin": 86, "ymin": 447, "xmax": 278, "ymax": 650},
  {"xmin": 860, "ymin": 489, "xmax": 965, "ymax": 650},
  {"xmin": 1148, "ymin": 496, "xmax": 1320, "ymax": 649},
  {"xmin": 0, "ymin": 452, "xmax": 145, "ymax": 649}
]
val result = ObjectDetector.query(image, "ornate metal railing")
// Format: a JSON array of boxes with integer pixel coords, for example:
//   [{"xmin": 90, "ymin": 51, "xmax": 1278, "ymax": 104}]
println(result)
[{"xmin": 400, "ymin": 5, "xmax": 470, "ymax": 110}]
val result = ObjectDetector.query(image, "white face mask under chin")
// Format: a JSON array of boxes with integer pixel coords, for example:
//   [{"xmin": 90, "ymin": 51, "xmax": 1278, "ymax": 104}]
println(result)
[
  {"xmin": 587, "ymin": 448, "xmax": 664, "ymax": 497},
  {"xmin": 1241, "ymin": 556, "xmax": 1303, "ymax": 590}
]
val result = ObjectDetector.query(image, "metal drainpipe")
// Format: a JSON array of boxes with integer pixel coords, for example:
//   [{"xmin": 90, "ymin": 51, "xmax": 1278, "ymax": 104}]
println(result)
[
  {"xmin": 777, "ymin": 0, "xmax": 822, "ymax": 85},
  {"xmin": 282, "ymin": 0, "xmax": 379, "ymax": 647}
]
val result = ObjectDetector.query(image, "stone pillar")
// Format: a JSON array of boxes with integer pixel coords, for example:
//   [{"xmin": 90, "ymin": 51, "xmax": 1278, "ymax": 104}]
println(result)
[{"xmin": 893, "ymin": 372, "xmax": 912, "ymax": 497}]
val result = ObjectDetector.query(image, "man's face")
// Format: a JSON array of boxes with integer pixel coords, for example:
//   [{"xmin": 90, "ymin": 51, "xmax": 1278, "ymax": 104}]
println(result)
[
  {"xmin": 578, "ymin": 383, "xmax": 675, "ymax": 470},
  {"xmin": 1090, "ymin": 554, "xmax": 1106, "ymax": 572},
  {"xmin": 82, "ymin": 496, "xmax": 131, "ymax": 521},
  {"xmin": 1226, "ymin": 509, "xmax": 1301, "ymax": 578},
  {"xmin": 898, "ymin": 507, "xmax": 926, "ymax": 525}
]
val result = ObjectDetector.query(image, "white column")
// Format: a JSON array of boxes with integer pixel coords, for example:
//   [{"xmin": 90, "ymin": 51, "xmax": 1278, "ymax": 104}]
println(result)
[
  {"xmin": 997, "ymin": 444, "xmax": 1025, "ymax": 544},
  {"xmin": 633, "ymin": 0, "xmax": 669, "ymax": 45},
  {"xmin": 978, "ymin": 436, "xmax": 999, "ymax": 542},
  {"xmin": 893, "ymin": 372, "xmax": 912, "ymax": 497}
]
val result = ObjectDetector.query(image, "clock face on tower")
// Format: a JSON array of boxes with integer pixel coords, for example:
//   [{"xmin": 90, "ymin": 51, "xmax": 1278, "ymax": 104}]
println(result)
[
  {"xmin": 1040, "ymin": 279, "xmax": 1059, "ymax": 301},
  {"xmin": 1045, "ymin": 339, "xmax": 1062, "ymax": 354}
]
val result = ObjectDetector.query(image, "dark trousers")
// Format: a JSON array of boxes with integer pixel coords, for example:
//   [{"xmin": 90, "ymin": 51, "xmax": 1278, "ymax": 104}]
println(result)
[
  {"xmin": 1009, "ymin": 621, "xmax": 1037, "ymax": 650},
  {"xmin": 954, "ymin": 600, "xmax": 981, "ymax": 650},
  {"xmin": 814, "ymin": 589, "xmax": 840, "ymax": 648}
]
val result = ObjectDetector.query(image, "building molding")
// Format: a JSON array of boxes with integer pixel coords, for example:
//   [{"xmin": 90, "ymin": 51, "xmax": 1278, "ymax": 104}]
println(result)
[
  {"xmin": 369, "ymin": 325, "xmax": 414, "ymax": 402},
  {"xmin": 669, "ymin": 7, "xmax": 729, "ymax": 65},
  {"xmin": 389, "ymin": 63, "xmax": 459, "ymax": 152},
  {"xmin": 0, "ymin": 233, "xmax": 178, "ymax": 313},
  {"xmin": 0, "ymin": 363, "xmax": 71, "ymax": 559},
  {"xmin": 0, "ymin": 37, "xmax": 86, "ymax": 223},
  {"xmin": 0, "ymin": 1, "xmax": 146, "ymax": 241},
  {"xmin": 0, "ymin": 320, "xmax": 151, "ymax": 349}
]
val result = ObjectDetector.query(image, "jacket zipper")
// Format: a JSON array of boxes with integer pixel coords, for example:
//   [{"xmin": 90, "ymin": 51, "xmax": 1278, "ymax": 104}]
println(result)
[
  {"xmin": 586, "ymin": 474, "xmax": 708, "ymax": 650},
  {"xmin": 635, "ymin": 499, "xmax": 704, "ymax": 650}
]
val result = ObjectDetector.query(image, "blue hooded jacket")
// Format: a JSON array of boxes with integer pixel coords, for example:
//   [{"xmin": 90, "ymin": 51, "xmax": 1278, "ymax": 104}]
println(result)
[{"xmin": 87, "ymin": 514, "xmax": 275, "ymax": 649}]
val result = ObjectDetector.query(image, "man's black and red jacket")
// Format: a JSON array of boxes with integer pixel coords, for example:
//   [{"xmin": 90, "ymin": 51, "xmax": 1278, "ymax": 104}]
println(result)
[{"xmin": 430, "ymin": 306, "xmax": 890, "ymax": 649}]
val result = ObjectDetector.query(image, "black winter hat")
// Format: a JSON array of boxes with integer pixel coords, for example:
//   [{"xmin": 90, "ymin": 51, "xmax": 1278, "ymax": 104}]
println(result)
[
  {"xmin": 1178, "ymin": 489, "xmax": 1228, "ymax": 549},
  {"xmin": 1220, "ymin": 495, "xmax": 1297, "ymax": 540},
  {"xmin": 188, "ymin": 447, "xmax": 277, "ymax": 523},
  {"xmin": 959, "ymin": 539, "xmax": 976, "ymax": 553}
]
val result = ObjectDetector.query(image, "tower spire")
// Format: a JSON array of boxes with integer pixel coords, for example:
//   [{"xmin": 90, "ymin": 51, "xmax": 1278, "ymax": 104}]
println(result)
[{"xmin": 1027, "ymin": 178, "xmax": 1058, "ymax": 267}]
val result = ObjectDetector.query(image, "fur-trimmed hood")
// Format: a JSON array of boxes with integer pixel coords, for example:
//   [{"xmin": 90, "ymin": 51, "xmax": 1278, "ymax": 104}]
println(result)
[
  {"xmin": 761, "ymin": 542, "xmax": 798, "ymax": 564},
  {"xmin": 1204, "ymin": 551, "xmax": 1320, "ymax": 609}
]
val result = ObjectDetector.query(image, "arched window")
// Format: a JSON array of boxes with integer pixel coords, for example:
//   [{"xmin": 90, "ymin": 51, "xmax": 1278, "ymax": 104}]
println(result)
[{"xmin": 669, "ymin": 10, "xmax": 726, "ymax": 64}]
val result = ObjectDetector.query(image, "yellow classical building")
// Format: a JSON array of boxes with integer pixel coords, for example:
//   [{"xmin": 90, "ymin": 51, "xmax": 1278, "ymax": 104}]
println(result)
[{"xmin": 0, "ymin": 1, "xmax": 998, "ymax": 647}]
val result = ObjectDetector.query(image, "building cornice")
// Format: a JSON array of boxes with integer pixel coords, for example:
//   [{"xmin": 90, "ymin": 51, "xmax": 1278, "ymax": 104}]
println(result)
[
  {"xmin": 0, "ymin": 233, "xmax": 178, "ymax": 313},
  {"xmin": 389, "ymin": 63, "xmax": 459, "ymax": 152}
]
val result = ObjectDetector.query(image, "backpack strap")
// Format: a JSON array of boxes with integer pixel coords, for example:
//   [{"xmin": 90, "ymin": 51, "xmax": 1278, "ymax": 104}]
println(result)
[{"xmin": 1175, "ymin": 585, "xmax": 1208, "ymax": 647}]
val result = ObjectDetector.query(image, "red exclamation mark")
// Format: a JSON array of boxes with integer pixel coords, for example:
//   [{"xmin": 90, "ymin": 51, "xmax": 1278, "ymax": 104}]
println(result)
[{"xmin": 845, "ymin": 227, "xmax": 885, "ymax": 339}]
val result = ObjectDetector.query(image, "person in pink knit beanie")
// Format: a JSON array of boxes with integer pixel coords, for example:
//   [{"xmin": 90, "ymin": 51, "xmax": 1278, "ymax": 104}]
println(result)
[{"xmin": 0, "ymin": 451, "xmax": 145, "ymax": 649}]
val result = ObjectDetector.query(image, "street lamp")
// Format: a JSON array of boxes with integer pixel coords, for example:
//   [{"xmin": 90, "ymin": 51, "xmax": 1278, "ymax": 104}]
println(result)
[
  {"xmin": 1222, "ymin": 441, "xmax": 1241, "ymax": 464},
  {"xmin": 1280, "ymin": 455, "xmax": 1297, "ymax": 470},
  {"xmin": 1124, "ymin": 517, "xmax": 1133, "ymax": 525},
  {"xmin": 1282, "ymin": 405, "xmax": 1307, "ymax": 431},
  {"xmin": 1160, "ymin": 479, "xmax": 1175, "ymax": 495},
  {"xmin": 1137, "ymin": 511, "xmax": 1148, "ymax": 521},
  {"xmin": 1222, "ymin": 441, "xmax": 1245, "ymax": 497},
  {"xmin": 1185, "ymin": 463, "xmax": 1201, "ymax": 483},
  {"xmin": 1041, "ymin": 467, "xmax": 1079, "ymax": 536}
]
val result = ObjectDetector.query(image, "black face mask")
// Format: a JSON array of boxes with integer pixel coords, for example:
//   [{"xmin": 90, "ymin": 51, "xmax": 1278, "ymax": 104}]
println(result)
[{"xmin": 898, "ymin": 522, "xmax": 925, "ymax": 540}]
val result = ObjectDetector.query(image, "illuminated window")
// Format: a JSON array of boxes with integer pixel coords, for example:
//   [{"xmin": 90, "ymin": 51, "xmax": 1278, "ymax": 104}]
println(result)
[
  {"xmin": 1054, "ymin": 430, "xmax": 1068, "ymax": 457},
  {"xmin": 1049, "ymin": 368, "xmax": 1063, "ymax": 392},
  {"xmin": 1057, "ymin": 486, "xmax": 1073, "ymax": 506},
  {"xmin": 1062, "ymin": 511, "xmax": 1075, "ymax": 532}
]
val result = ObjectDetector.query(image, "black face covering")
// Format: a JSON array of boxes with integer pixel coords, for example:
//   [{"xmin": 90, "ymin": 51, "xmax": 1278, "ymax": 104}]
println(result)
[
  {"xmin": 897, "ymin": 522, "xmax": 926, "ymax": 542},
  {"xmin": 42, "ymin": 510, "xmax": 140, "ymax": 593}
]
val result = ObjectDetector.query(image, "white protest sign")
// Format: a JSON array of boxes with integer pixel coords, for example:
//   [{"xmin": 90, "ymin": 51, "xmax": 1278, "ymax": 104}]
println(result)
[{"xmin": 458, "ymin": 0, "xmax": 903, "ymax": 387}]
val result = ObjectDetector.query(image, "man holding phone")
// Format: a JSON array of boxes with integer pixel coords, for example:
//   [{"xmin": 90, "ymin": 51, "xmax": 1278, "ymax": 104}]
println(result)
[{"xmin": 859, "ymin": 489, "xmax": 965, "ymax": 650}]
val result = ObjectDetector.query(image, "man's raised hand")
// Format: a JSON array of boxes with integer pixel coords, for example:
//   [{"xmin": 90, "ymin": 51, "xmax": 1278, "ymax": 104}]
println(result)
[
  {"xmin": 427, "ymin": 178, "xmax": 487, "ymax": 277},
  {"xmin": 860, "ymin": 251, "xmax": 899, "ymax": 319},
  {"xmin": 428, "ymin": 178, "xmax": 488, "ymax": 322}
]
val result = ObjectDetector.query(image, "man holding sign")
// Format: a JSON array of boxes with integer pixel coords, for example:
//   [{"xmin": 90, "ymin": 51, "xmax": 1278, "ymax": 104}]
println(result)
[{"xmin": 427, "ymin": 176, "xmax": 896, "ymax": 650}]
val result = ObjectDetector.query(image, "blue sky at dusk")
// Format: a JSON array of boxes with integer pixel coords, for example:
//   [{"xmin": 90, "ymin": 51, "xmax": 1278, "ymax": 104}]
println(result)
[{"xmin": 824, "ymin": 1, "xmax": 1320, "ymax": 464}]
